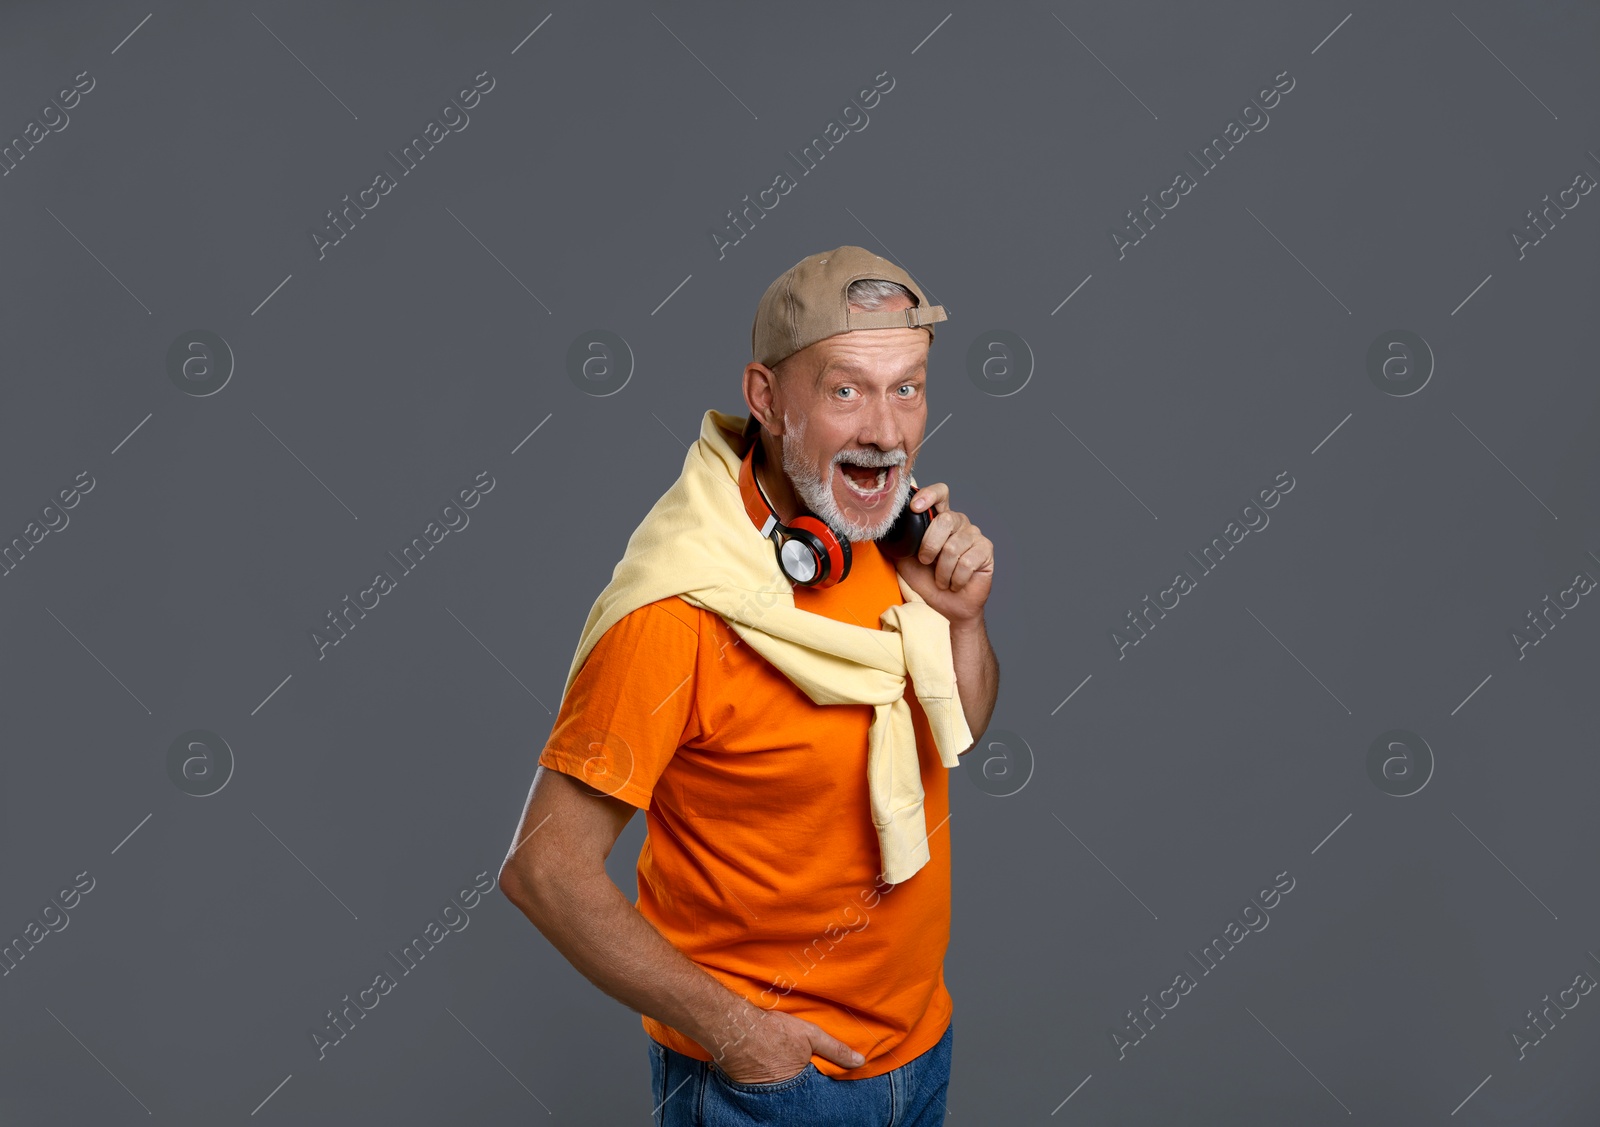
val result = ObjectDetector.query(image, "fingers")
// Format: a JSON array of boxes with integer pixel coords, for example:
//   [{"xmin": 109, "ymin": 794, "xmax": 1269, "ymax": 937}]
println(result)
[
  {"xmin": 934, "ymin": 529, "xmax": 972, "ymax": 588},
  {"xmin": 809, "ymin": 1025, "xmax": 866, "ymax": 1069},
  {"xmin": 916, "ymin": 511, "xmax": 958, "ymax": 565},
  {"xmin": 910, "ymin": 481, "xmax": 948, "ymax": 513},
  {"xmin": 946, "ymin": 542, "xmax": 986, "ymax": 590},
  {"xmin": 933, "ymin": 525, "xmax": 987, "ymax": 590},
  {"xmin": 906, "ymin": 487, "xmax": 994, "ymax": 591}
]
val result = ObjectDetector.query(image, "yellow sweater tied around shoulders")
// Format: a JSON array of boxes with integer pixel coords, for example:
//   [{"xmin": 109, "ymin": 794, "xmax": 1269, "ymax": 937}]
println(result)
[{"xmin": 563, "ymin": 408, "xmax": 972, "ymax": 885}]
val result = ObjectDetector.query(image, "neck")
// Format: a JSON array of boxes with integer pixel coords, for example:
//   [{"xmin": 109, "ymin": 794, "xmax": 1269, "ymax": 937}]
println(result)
[{"xmin": 753, "ymin": 432, "xmax": 803, "ymax": 525}]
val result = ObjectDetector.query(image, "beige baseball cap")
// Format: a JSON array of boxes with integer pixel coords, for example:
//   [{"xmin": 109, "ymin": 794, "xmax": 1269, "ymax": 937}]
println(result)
[{"xmin": 750, "ymin": 245, "xmax": 948, "ymax": 370}]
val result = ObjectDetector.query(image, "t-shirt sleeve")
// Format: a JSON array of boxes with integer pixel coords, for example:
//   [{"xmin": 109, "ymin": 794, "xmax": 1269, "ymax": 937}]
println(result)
[{"xmin": 538, "ymin": 599, "xmax": 700, "ymax": 811}]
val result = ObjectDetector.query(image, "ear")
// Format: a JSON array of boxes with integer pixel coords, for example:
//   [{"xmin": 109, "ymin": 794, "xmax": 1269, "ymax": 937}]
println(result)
[{"xmin": 742, "ymin": 361, "xmax": 783, "ymax": 436}]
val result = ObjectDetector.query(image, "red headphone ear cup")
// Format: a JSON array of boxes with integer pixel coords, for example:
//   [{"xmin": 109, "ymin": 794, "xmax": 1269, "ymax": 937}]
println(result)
[{"xmin": 787, "ymin": 515, "xmax": 850, "ymax": 588}]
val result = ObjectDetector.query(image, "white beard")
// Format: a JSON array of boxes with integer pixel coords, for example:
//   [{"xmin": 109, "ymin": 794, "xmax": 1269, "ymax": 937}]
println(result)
[{"xmin": 780, "ymin": 413, "xmax": 914, "ymax": 543}]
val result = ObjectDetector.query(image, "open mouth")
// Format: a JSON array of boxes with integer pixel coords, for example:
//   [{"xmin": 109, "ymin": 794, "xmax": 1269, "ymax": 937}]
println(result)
[{"xmin": 836, "ymin": 459, "xmax": 896, "ymax": 501}]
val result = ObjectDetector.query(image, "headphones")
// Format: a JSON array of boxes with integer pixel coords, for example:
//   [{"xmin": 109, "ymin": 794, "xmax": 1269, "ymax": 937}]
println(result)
[{"xmin": 737, "ymin": 422, "xmax": 931, "ymax": 589}]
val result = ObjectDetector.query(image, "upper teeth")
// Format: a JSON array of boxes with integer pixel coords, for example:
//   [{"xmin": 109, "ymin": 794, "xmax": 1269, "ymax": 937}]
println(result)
[{"xmin": 842, "ymin": 465, "xmax": 889, "ymax": 494}]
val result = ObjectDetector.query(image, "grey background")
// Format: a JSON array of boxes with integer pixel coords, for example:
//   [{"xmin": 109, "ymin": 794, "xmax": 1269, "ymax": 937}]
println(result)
[{"xmin": 1, "ymin": 0, "xmax": 1597, "ymax": 1122}]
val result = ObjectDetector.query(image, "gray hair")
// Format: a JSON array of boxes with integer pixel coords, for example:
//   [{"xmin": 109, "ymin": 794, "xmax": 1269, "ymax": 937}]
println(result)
[{"xmin": 846, "ymin": 277, "xmax": 915, "ymax": 310}]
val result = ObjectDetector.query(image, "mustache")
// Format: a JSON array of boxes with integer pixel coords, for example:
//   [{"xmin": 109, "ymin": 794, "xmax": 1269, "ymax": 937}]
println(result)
[{"xmin": 833, "ymin": 448, "xmax": 906, "ymax": 468}]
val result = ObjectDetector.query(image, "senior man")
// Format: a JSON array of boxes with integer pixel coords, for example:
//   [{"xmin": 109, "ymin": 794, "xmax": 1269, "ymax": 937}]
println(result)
[{"xmin": 499, "ymin": 245, "xmax": 999, "ymax": 1125}]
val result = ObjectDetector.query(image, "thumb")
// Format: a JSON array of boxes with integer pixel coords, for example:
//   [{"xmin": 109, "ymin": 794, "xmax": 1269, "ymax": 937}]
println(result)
[{"xmin": 809, "ymin": 1026, "xmax": 866, "ymax": 1069}]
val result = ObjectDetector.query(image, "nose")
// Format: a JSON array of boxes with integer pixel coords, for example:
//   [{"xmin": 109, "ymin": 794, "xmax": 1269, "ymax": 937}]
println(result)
[{"xmin": 855, "ymin": 393, "xmax": 906, "ymax": 455}]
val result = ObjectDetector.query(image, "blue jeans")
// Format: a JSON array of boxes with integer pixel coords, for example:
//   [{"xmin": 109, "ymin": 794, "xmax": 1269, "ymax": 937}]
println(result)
[{"xmin": 649, "ymin": 1021, "xmax": 953, "ymax": 1126}]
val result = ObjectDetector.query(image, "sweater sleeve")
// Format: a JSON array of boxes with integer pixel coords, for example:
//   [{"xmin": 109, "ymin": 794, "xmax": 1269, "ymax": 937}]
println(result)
[{"xmin": 538, "ymin": 599, "xmax": 700, "ymax": 811}]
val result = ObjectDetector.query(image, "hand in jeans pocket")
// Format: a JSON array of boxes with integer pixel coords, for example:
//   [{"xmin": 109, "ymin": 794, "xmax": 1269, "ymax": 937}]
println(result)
[
  {"xmin": 709, "ymin": 1007, "xmax": 862, "ymax": 1086},
  {"xmin": 712, "ymin": 1059, "xmax": 816, "ymax": 1093}
]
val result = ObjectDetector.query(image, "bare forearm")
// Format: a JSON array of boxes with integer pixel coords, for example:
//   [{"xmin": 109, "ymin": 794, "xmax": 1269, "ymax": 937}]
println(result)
[
  {"xmin": 950, "ymin": 616, "xmax": 999, "ymax": 745},
  {"xmin": 502, "ymin": 866, "xmax": 757, "ymax": 1057}
]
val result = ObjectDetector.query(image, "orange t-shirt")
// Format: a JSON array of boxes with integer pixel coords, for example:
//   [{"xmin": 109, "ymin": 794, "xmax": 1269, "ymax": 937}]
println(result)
[{"xmin": 538, "ymin": 537, "xmax": 955, "ymax": 1080}]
